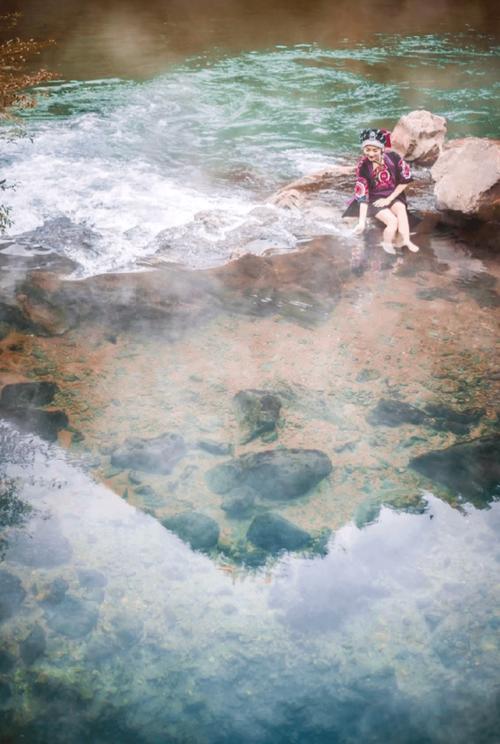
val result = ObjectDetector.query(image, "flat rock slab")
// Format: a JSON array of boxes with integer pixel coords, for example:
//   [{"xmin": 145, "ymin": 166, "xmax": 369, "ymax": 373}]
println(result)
[
  {"xmin": 206, "ymin": 448, "xmax": 332, "ymax": 500},
  {"xmin": 410, "ymin": 435, "xmax": 500, "ymax": 504},
  {"xmin": 111, "ymin": 432, "xmax": 187, "ymax": 474},
  {"xmin": 233, "ymin": 389, "xmax": 282, "ymax": 444},
  {"xmin": 247, "ymin": 513, "xmax": 311, "ymax": 553},
  {"xmin": 0, "ymin": 382, "xmax": 59, "ymax": 408},
  {"xmin": 162, "ymin": 511, "xmax": 220, "ymax": 552}
]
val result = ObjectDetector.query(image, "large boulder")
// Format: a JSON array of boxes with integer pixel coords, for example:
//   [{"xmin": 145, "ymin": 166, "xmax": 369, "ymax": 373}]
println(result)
[
  {"xmin": 247, "ymin": 512, "xmax": 311, "ymax": 553},
  {"xmin": 111, "ymin": 432, "xmax": 186, "ymax": 474},
  {"xmin": 206, "ymin": 448, "xmax": 332, "ymax": 500},
  {"xmin": 391, "ymin": 110, "xmax": 447, "ymax": 166},
  {"xmin": 431, "ymin": 138, "xmax": 500, "ymax": 220},
  {"xmin": 410, "ymin": 435, "xmax": 500, "ymax": 506}
]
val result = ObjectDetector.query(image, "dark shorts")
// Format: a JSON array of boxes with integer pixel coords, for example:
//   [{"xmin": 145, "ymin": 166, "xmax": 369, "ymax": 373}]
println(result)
[{"xmin": 342, "ymin": 193, "xmax": 408, "ymax": 219}]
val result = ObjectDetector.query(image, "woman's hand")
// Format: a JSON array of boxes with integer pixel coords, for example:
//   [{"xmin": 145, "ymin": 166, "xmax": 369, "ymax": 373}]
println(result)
[
  {"xmin": 373, "ymin": 197, "xmax": 392, "ymax": 208},
  {"xmin": 353, "ymin": 222, "xmax": 365, "ymax": 235}
]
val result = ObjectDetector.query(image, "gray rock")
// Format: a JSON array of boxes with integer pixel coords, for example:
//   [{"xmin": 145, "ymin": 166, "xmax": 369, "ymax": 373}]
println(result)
[
  {"xmin": 162, "ymin": 511, "xmax": 220, "ymax": 552},
  {"xmin": 39, "ymin": 577, "xmax": 69, "ymax": 605},
  {"xmin": 247, "ymin": 513, "xmax": 311, "ymax": 553},
  {"xmin": 233, "ymin": 389, "xmax": 282, "ymax": 444},
  {"xmin": 196, "ymin": 439, "xmax": 233, "ymax": 456},
  {"xmin": 111, "ymin": 432, "xmax": 186, "ymax": 474},
  {"xmin": 0, "ymin": 570, "xmax": 26, "ymax": 622},
  {"xmin": 0, "ymin": 381, "xmax": 59, "ymax": 408},
  {"xmin": 8, "ymin": 520, "xmax": 72, "ymax": 568},
  {"xmin": 206, "ymin": 448, "xmax": 332, "ymax": 500},
  {"xmin": 20, "ymin": 624, "xmax": 46, "ymax": 665},
  {"xmin": 367, "ymin": 399, "xmax": 427, "ymax": 427}
]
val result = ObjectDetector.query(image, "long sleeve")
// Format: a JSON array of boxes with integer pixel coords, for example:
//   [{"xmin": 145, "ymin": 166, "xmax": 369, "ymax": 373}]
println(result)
[{"xmin": 354, "ymin": 159, "xmax": 369, "ymax": 203}]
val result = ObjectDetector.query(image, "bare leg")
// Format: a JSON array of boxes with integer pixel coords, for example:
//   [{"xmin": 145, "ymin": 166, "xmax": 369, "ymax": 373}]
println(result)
[
  {"xmin": 374, "ymin": 208, "xmax": 398, "ymax": 254},
  {"xmin": 390, "ymin": 201, "xmax": 419, "ymax": 252}
]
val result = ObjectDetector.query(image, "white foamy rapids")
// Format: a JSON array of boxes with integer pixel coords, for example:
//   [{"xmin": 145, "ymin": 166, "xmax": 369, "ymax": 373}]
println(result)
[{"xmin": 1, "ymin": 119, "xmax": 261, "ymax": 275}]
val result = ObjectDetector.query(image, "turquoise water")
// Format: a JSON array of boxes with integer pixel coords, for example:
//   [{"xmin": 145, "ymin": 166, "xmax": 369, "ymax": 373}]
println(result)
[{"xmin": 1, "ymin": 18, "xmax": 500, "ymax": 743}]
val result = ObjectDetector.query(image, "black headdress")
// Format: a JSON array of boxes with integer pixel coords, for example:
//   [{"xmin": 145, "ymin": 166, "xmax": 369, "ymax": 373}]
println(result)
[{"xmin": 359, "ymin": 128, "xmax": 387, "ymax": 148}]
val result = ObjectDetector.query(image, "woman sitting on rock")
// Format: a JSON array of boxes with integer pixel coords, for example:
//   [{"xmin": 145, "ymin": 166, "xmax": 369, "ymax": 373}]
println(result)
[{"xmin": 343, "ymin": 128, "xmax": 419, "ymax": 254}]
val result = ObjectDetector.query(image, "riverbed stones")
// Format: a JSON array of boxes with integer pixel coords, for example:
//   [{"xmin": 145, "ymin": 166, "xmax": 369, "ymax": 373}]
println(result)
[
  {"xmin": 410, "ymin": 435, "xmax": 500, "ymax": 504},
  {"xmin": 0, "ymin": 407, "xmax": 68, "ymax": 443},
  {"xmin": 8, "ymin": 519, "xmax": 72, "ymax": 568},
  {"xmin": 233, "ymin": 389, "xmax": 282, "ymax": 444},
  {"xmin": 162, "ymin": 511, "xmax": 220, "ymax": 552},
  {"xmin": 247, "ymin": 513, "xmax": 311, "ymax": 553},
  {"xmin": 391, "ymin": 110, "xmax": 447, "ymax": 166},
  {"xmin": 0, "ymin": 570, "xmax": 26, "ymax": 622},
  {"xmin": 368, "ymin": 399, "xmax": 427, "ymax": 427},
  {"xmin": 206, "ymin": 448, "xmax": 332, "ymax": 500},
  {"xmin": 111, "ymin": 432, "xmax": 187, "ymax": 474},
  {"xmin": 431, "ymin": 138, "xmax": 500, "ymax": 220}
]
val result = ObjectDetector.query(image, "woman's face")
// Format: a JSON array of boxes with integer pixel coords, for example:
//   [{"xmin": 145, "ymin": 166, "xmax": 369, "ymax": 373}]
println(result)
[{"xmin": 363, "ymin": 144, "xmax": 384, "ymax": 161}]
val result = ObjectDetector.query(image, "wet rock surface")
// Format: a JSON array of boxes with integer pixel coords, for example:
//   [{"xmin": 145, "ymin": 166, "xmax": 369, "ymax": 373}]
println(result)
[
  {"xmin": 111, "ymin": 433, "xmax": 187, "ymax": 474},
  {"xmin": 0, "ymin": 569, "xmax": 26, "ymax": 622},
  {"xmin": 247, "ymin": 512, "xmax": 312, "ymax": 553},
  {"xmin": 206, "ymin": 448, "xmax": 333, "ymax": 500},
  {"xmin": 410, "ymin": 435, "xmax": 500, "ymax": 505},
  {"xmin": 391, "ymin": 110, "xmax": 447, "ymax": 166},
  {"xmin": 162, "ymin": 511, "xmax": 220, "ymax": 552},
  {"xmin": 233, "ymin": 389, "xmax": 282, "ymax": 444}
]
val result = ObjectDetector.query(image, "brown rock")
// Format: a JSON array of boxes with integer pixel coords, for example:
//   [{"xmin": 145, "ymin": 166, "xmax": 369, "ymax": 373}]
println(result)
[
  {"xmin": 391, "ymin": 110, "xmax": 447, "ymax": 166},
  {"xmin": 431, "ymin": 138, "xmax": 500, "ymax": 220},
  {"xmin": 267, "ymin": 165, "xmax": 355, "ymax": 209}
]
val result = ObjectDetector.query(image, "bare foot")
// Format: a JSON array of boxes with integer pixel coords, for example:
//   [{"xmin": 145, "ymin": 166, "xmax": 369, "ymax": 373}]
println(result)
[
  {"xmin": 407, "ymin": 241, "xmax": 420, "ymax": 253},
  {"xmin": 382, "ymin": 242, "xmax": 397, "ymax": 255}
]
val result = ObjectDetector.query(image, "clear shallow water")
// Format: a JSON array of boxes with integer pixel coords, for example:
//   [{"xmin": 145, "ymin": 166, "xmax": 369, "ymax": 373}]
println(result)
[
  {"xmin": 1, "ymin": 35, "xmax": 499, "ymax": 274},
  {"xmin": 1, "ymin": 423, "xmax": 499, "ymax": 743}
]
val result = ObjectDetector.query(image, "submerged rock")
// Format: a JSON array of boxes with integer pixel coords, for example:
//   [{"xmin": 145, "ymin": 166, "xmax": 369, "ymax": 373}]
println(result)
[
  {"xmin": 0, "ymin": 569, "xmax": 26, "ymax": 622},
  {"xmin": 0, "ymin": 407, "xmax": 68, "ymax": 442},
  {"xmin": 221, "ymin": 486, "xmax": 258, "ymax": 519},
  {"xmin": 367, "ymin": 399, "xmax": 427, "ymax": 427},
  {"xmin": 0, "ymin": 381, "xmax": 59, "ymax": 408},
  {"xmin": 247, "ymin": 513, "xmax": 311, "ymax": 553},
  {"xmin": 368, "ymin": 398, "xmax": 483, "ymax": 435},
  {"xmin": 0, "ymin": 649, "xmax": 15, "ymax": 673},
  {"xmin": 111, "ymin": 432, "xmax": 186, "ymax": 474},
  {"xmin": 410, "ymin": 436, "xmax": 500, "ymax": 504},
  {"xmin": 196, "ymin": 439, "xmax": 233, "ymax": 456},
  {"xmin": 20, "ymin": 624, "xmax": 46, "ymax": 665},
  {"xmin": 8, "ymin": 519, "xmax": 72, "ymax": 568},
  {"xmin": 162, "ymin": 511, "xmax": 220, "ymax": 552},
  {"xmin": 206, "ymin": 448, "xmax": 332, "ymax": 500},
  {"xmin": 233, "ymin": 389, "xmax": 282, "ymax": 444},
  {"xmin": 44, "ymin": 595, "xmax": 99, "ymax": 638}
]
